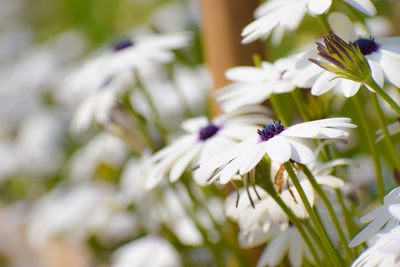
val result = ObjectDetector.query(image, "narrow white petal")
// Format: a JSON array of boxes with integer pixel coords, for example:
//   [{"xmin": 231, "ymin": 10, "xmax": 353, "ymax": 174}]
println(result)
[
  {"xmin": 368, "ymin": 59, "xmax": 384, "ymax": 88},
  {"xmin": 349, "ymin": 213, "xmax": 391, "ymax": 247},
  {"xmin": 225, "ymin": 67, "xmax": 267, "ymax": 82},
  {"xmin": 307, "ymin": 0, "xmax": 331, "ymax": 15},
  {"xmin": 286, "ymin": 138, "xmax": 315, "ymax": 164},
  {"xmin": 169, "ymin": 143, "xmax": 202, "ymax": 182},
  {"xmin": 342, "ymin": 0, "xmax": 376, "ymax": 16},
  {"xmin": 239, "ymin": 142, "xmax": 268, "ymax": 175},
  {"xmin": 360, "ymin": 206, "xmax": 385, "ymax": 223},
  {"xmin": 265, "ymin": 136, "xmax": 291, "ymax": 164},
  {"xmin": 315, "ymin": 175, "xmax": 344, "ymax": 188},
  {"xmin": 288, "ymin": 229, "xmax": 304, "ymax": 267}
]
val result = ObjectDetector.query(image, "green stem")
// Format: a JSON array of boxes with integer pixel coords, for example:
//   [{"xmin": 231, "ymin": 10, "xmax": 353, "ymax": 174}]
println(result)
[
  {"xmin": 366, "ymin": 78, "xmax": 400, "ymax": 116},
  {"xmin": 283, "ymin": 162, "xmax": 343, "ymax": 266},
  {"xmin": 302, "ymin": 165, "xmax": 355, "ymax": 262},
  {"xmin": 370, "ymin": 92, "xmax": 400, "ymax": 168},
  {"xmin": 291, "ymin": 90, "xmax": 310, "ymax": 121},
  {"xmin": 318, "ymin": 14, "xmax": 333, "ymax": 33},
  {"xmin": 135, "ymin": 72, "xmax": 168, "ymax": 146},
  {"xmin": 270, "ymin": 94, "xmax": 289, "ymax": 126},
  {"xmin": 352, "ymin": 95, "xmax": 385, "ymax": 203},
  {"xmin": 121, "ymin": 93, "xmax": 157, "ymax": 152}
]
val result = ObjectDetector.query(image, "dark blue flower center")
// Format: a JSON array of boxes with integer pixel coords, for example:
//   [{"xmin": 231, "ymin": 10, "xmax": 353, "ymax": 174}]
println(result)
[
  {"xmin": 199, "ymin": 124, "xmax": 219, "ymax": 141},
  {"xmin": 113, "ymin": 40, "xmax": 134, "ymax": 52},
  {"xmin": 258, "ymin": 121, "xmax": 285, "ymax": 141},
  {"xmin": 352, "ymin": 37, "xmax": 380, "ymax": 56}
]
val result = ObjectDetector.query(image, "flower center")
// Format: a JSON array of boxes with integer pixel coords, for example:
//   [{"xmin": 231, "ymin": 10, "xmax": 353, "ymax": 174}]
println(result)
[
  {"xmin": 199, "ymin": 124, "xmax": 219, "ymax": 141},
  {"xmin": 258, "ymin": 121, "xmax": 285, "ymax": 141},
  {"xmin": 352, "ymin": 37, "xmax": 380, "ymax": 56},
  {"xmin": 113, "ymin": 40, "xmax": 134, "ymax": 52}
]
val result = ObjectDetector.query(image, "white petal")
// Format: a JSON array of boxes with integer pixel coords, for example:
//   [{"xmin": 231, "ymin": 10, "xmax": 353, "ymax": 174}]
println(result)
[
  {"xmin": 169, "ymin": 143, "xmax": 202, "ymax": 182},
  {"xmin": 328, "ymin": 12, "xmax": 357, "ymax": 41},
  {"xmin": 286, "ymin": 138, "xmax": 315, "ymax": 164},
  {"xmin": 311, "ymin": 71, "xmax": 339, "ymax": 96},
  {"xmin": 348, "ymin": 212, "xmax": 391, "ymax": 247},
  {"xmin": 307, "ymin": 0, "xmax": 331, "ymax": 15},
  {"xmin": 368, "ymin": 59, "xmax": 384, "ymax": 88},
  {"xmin": 181, "ymin": 117, "xmax": 209, "ymax": 133},
  {"xmin": 288, "ymin": 229, "xmax": 304, "ymax": 267},
  {"xmin": 315, "ymin": 175, "xmax": 344, "ymax": 188},
  {"xmin": 265, "ymin": 136, "xmax": 291, "ymax": 164},
  {"xmin": 379, "ymin": 53, "xmax": 400, "ymax": 88},
  {"xmin": 388, "ymin": 203, "xmax": 400, "ymax": 221},
  {"xmin": 257, "ymin": 231, "xmax": 290, "ymax": 267},
  {"xmin": 239, "ymin": 142, "xmax": 268, "ymax": 175},
  {"xmin": 225, "ymin": 67, "xmax": 267, "ymax": 82},
  {"xmin": 341, "ymin": 79, "xmax": 361, "ymax": 97},
  {"xmin": 342, "ymin": 0, "xmax": 376, "ymax": 16}
]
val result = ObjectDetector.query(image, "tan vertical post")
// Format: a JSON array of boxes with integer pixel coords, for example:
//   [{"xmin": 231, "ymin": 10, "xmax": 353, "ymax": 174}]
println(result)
[{"xmin": 200, "ymin": 0, "xmax": 265, "ymax": 116}]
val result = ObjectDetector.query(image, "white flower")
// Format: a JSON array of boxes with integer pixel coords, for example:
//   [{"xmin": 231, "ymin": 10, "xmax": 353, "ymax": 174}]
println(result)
[
  {"xmin": 215, "ymin": 59, "xmax": 295, "ymax": 112},
  {"xmin": 146, "ymin": 105, "xmax": 271, "ymax": 188},
  {"xmin": 241, "ymin": 0, "xmax": 376, "ymax": 44},
  {"xmin": 349, "ymin": 186, "xmax": 400, "ymax": 247},
  {"xmin": 198, "ymin": 118, "xmax": 355, "ymax": 184},
  {"xmin": 300, "ymin": 14, "xmax": 400, "ymax": 97},
  {"xmin": 67, "ymin": 133, "xmax": 128, "ymax": 181},
  {"xmin": 111, "ymin": 235, "xmax": 182, "ymax": 267},
  {"xmin": 226, "ymin": 160, "xmax": 344, "ymax": 232},
  {"xmin": 351, "ymin": 226, "xmax": 400, "ymax": 267},
  {"xmin": 27, "ymin": 182, "xmax": 119, "ymax": 246}
]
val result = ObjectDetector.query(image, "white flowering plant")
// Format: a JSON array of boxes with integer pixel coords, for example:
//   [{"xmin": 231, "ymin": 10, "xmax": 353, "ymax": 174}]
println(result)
[{"xmin": 1, "ymin": 0, "xmax": 400, "ymax": 266}]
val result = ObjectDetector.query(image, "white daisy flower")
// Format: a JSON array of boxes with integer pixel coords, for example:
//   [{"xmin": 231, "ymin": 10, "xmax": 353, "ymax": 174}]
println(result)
[
  {"xmin": 197, "ymin": 117, "xmax": 355, "ymax": 184},
  {"xmin": 241, "ymin": 0, "xmax": 376, "ymax": 44},
  {"xmin": 351, "ymin": 226, "xmax": 400, "ymax": 267},
  {"xmin": 226, "ymin": 160, "xmax": 344, "ymax": 233},
  {"xmin": 146, "ymin": 105, "xmax": 271, "ymax": 189},
  {"xmin": 215, "ymin": 59, "xmax": 295, "ymax": 112},
  {"xmin": 305, "ymin": 13, "xmax": 400, "ymax": 97},
  {"xmin": 111, "ymin": 235, "xmax": 182, "ymax": 267},
  {"xmin": 349, "ymin": 186, "xmax": 400, "ymax": 247}
]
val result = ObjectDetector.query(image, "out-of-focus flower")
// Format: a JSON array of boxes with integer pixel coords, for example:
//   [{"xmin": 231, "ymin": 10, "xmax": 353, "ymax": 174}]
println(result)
[
  {"xmin": 241, "ymin": 0, "xmax": 376, "ymax": 44},
  {"xmin": 27, "ymin": 182, "xmax": 123, "ymax": 246},
  {"xmin": 215, "ymin": 59, "xmax": 295, "ymax": 112},
  {"xmin": 198, "ymin": 118, "xmax": 355, "ymax": 184},
  {"xmin": 67, "ymin": 133, "xmax": 128, "ymax": 181},
  {"xmin": 146, "ymin": 105, "xmax": 271, "ymax": 188},
  {"xmin": 349, "ymin": 186, "xmax": 400, "ymax": 247},
  {"xmin": 111, "ymin": 235, "xmax": 182, "ymax": 267},
  {"xmin": 351, "ymin": 226, "xmax": 400, "ymax": 267}
]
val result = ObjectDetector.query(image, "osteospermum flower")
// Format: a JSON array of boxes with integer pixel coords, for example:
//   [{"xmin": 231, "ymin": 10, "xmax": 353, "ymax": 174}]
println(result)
[
  {"xmin": 197, "ymin": 117, "xmax": 355, "ymax": 184},
  {"xmin": 241, "ymin": 0, "xmax": 376, "ymax": 44},
  {"xmin": 349, "ymin": 186, "xmax": 400, "ymax": 247},
  {"xmin": 215, "ymin": 59, "xmax": 295, "ymax": 112},
  {"xmin": 309, "ymin": 31, "xmax": 400, "ymax": 97},
  {"xmin": 351, "ymin": 226, "xmax": 400, "ymax": 267},
  {"xmin": 146, "ymin": 105, "xmax": 271, "ymax": 189}
]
